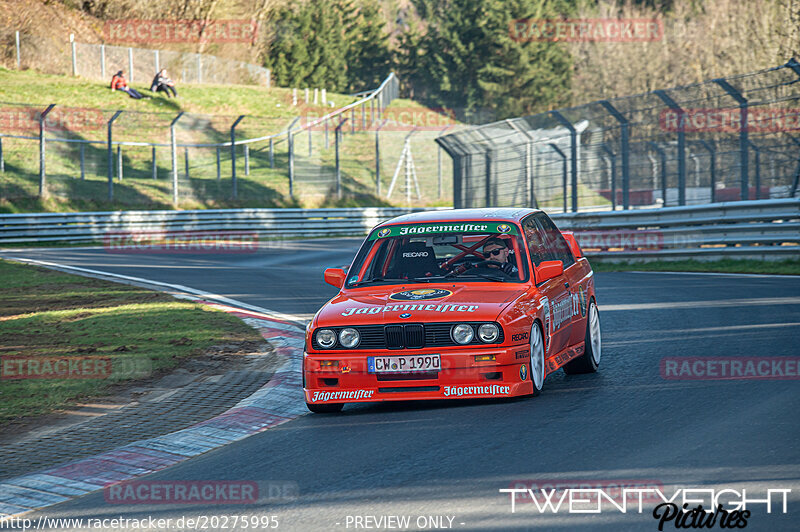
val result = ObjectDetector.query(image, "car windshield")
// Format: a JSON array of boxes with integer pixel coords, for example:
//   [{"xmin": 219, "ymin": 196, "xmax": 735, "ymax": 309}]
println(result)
[{"xmin": 345, "ymin": 221, "xmax": 529, "ymax": 287}]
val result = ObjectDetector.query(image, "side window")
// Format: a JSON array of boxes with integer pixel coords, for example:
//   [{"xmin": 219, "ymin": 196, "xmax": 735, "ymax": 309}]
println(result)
[
  {"xmin": 522, "ymin": 216, "xmax": 553, "ymax": 267},
  {"xmin": 534, "ymin": 213, "xmax": 575, "ymax": 268}
]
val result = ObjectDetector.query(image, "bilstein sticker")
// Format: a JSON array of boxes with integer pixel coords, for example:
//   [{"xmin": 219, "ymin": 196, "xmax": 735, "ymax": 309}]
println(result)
[
  {"xmin": 341, "ymin": 303, "xmax": 478, "ymax": 317},
  {"xmin": 369, "ymin": 222, "xmax": 518, "ymax": 240},
  {"xmin": 390, "ymin": 289, "xmax": 452, "ymax": 301}
]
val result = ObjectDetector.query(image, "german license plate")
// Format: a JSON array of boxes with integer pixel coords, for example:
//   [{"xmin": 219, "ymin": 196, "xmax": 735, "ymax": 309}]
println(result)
[{"xmin": 368, "ymin": 354, "xmax": 441, "ymax": 373}]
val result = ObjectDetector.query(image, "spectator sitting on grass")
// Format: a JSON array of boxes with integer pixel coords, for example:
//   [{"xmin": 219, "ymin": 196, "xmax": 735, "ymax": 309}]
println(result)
[
  {"xmin": 110, "ymin": 70, "xmax": 144, "ymax": 99},
  {"xmin": 150, "ymin": 69, "xmax": 177, "ymax": 98}
]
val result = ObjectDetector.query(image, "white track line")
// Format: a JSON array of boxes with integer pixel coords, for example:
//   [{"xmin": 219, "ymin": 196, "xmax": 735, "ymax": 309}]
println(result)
[{"xmin": 5, "ymin": 257, "xmax": 310, "ymax": 327}]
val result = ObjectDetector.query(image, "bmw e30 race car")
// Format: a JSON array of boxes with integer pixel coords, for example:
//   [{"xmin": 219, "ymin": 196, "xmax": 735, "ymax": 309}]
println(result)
[{"xmin": 303, "ymin": 208, "xmax": 602, "ymax": 413}]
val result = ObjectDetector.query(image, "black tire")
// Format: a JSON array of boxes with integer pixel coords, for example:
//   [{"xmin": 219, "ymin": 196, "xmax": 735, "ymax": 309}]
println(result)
[
  {"xmin": 563, "ymin": 299, "xmax": 601, "ymax": 375},
  {"xmin": 528, "ymin": 321, "xmax": 546, "ymax": 397},
  {"xmin": 306, "ymin": 402, "xmax": 344, "ymax": 414}
]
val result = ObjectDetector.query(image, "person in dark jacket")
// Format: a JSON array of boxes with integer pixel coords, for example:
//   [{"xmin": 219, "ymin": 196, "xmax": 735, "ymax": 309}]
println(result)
[
  {"xmin": 150, "ymin": 69, "xmax": 178, "ymax": 98},
  {"xmin": 110, "ymin": 70, "xmax": 144, "ymax": 99}
]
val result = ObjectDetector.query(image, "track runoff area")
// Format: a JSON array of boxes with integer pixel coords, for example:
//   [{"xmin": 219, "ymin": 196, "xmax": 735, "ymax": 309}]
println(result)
[{"xmin": 0, "ymin": 239, "xmax": 798, "ymax": 531}]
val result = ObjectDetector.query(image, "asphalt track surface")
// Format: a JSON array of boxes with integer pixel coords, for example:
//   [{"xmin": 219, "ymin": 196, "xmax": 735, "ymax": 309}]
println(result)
[{"xmin": 3, "ymin": 241, "xmax": 800, "ymax": 531}]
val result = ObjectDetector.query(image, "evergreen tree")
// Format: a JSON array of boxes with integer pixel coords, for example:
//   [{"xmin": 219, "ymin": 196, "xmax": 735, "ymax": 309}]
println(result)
[
  {"xmin": 406, "ymin": 0, "xmax": 574, "ymax": 120},
  {"xmin": 343, "ymin": 0, "xmax": 393, "ymax": 92},
  {"xmin": 263, "ymin": 0, "xmax": 392, "ymax": 93},
  {"xmin": 264, "ymin": 0, "xmax": 348, "ymax": 92}
]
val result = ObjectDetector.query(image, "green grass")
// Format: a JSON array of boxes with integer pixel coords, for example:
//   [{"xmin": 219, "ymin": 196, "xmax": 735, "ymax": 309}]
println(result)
[
  {"xmin": 0, "ymin": 259, "xmax": 262, "ymax": 424},
  {"xmin": 590, "ymin": 258, "xmax": 800, "ymax": 275},
  {"xmin": 0, "ymin": 69, "xmax": 457, "ymax": 212},
  {"xmin": 0, "ymin": 67, "xmax": 356, "ymax": 117}
]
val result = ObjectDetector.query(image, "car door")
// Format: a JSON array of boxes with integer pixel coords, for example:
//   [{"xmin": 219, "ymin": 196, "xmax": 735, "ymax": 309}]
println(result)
[
  {"xmin": 522, "ymin": 215, "xmax": 572, "ymax": 357},
  {"xmin": 533, "ymin": 213, "xmax": 588, "ymax": 348}
]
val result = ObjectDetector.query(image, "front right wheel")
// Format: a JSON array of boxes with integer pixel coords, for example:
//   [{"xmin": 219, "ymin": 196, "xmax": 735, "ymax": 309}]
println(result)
[{"xmin": 563, "ymin": 299, "xmax": 601, "ymax": 375}]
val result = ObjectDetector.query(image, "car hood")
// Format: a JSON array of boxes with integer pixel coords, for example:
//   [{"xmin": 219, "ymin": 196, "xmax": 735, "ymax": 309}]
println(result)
[{"xmin": 315, "ymin": 284, "xmax": 528, "ymax": 326}]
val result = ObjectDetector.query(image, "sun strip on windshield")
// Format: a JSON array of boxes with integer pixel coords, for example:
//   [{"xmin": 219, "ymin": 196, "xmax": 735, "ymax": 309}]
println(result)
[{"xmin": 369, "ymin": 222, "xmax": 518, "ymax": 241}]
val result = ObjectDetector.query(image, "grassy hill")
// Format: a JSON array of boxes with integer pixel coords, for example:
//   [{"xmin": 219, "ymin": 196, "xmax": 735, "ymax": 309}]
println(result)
[{"xmin": 0, "ymin": 69, "xmax": 456, "ymax": 212}]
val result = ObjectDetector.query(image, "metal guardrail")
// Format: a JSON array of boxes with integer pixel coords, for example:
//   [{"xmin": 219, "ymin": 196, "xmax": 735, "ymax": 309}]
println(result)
[
  {"xmin": 0, "ymin": 207, "xmax": 439, "ymax": 244},
  {"xmin": 0, "ymin": 200, "xmax": 797, "ymax": 262},
  {"xmin": 551, "ymin": 198, "xmax": 800, "ymax": 260}
]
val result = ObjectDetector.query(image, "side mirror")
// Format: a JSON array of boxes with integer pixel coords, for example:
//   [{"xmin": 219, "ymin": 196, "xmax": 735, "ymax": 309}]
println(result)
[
  {"xmin": 535, "ymin": 260, "xmax": 563, "ymax": 284},
  {"xmin": 324, "ymin": 267, "xmax": 347, "ymax": 289}
]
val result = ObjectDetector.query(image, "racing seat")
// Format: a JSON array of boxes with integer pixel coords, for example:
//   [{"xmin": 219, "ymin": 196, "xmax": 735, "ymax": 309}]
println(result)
[{"xmin": 389, "ymin": 242, "xmax": 441, "ymax": 279}]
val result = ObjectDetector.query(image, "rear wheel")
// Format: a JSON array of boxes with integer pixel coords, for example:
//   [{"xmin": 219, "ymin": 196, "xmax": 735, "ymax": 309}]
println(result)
[
  {"xmin": 529, "ymin": 322, "xmax": 546, "ymax": 397},
  {"xmin": 563, "ymin": 299, "xmax": 601, "ymax": 375},
  {"xmin": 306, "ymin": 402, "xmax": 344, "ymax": 414}
]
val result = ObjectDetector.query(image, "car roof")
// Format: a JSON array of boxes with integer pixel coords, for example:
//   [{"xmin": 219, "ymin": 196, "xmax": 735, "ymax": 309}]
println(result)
[{"xmin": 379, "ymin": 208, "xmax": 541, "ymax": 226}]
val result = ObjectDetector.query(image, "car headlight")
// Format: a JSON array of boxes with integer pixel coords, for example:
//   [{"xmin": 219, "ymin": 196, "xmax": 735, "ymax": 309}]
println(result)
[
  {"xmin": 339, "ymin": 328, "xmax": 360, "ymax": 348},
  {"xmin": 478, "ymin": 323, "xmax": 500, "ymax": 343},
  {"xmin": 316, "ymin": 329, "xmax": 336, "ymax": 348},
  {"xmin": 451, "ymin": 323, "xmax": 475, "ymax": 345}
]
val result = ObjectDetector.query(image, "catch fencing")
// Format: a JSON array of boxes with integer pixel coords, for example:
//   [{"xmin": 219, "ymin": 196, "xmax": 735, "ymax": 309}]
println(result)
[
  {"xmin": 3, "ymin": 29, "xmax": 270, "ymax": 86},
  {"xmin": 0, "ymin": 199, "xmax": 796, "ymax": 262},
  {"xmin": 0, "ymin": 73, "xmax": 456, "ymax": 208},
  {"xmin": 437, "ymin": 60, "xmax": 800, "ymax": 212}
]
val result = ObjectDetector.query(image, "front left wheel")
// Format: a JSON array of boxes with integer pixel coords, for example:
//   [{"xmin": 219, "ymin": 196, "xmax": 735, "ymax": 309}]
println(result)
[
  {"xmin": 306, "ymin": 402, "xmax": 344, "ymax": 413},
  {"xmin": 529, "ymin": 322, "xmax": 546, "ymax": 397}
]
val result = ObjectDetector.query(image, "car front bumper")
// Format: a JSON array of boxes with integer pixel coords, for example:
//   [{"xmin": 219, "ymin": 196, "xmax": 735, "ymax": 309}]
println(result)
[{"xmin": 303, "ymin": 345, "xmax": 533, "ymax": 404}]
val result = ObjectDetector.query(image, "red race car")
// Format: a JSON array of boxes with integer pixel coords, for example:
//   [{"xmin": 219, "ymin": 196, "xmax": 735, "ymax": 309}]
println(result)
[{"xmin": 303, "ymin": 208, "xmax": 602, "ymax": 413}]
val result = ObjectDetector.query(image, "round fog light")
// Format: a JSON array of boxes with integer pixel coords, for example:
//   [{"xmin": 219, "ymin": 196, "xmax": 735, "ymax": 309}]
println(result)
[
  {"xmin": 451, "ymin": 323, "xmax": 475, "ymax": 345},
  {"xmin": 339, "ymin": 328, "xmax": 360, "ymax": 348},
  {"xmin": 316, "ymin": 329, "xmax": 336, "ymax": 348},
  {"xmin": 478, "ymin": 323, "xmax": 500, "ymax": 343}
]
